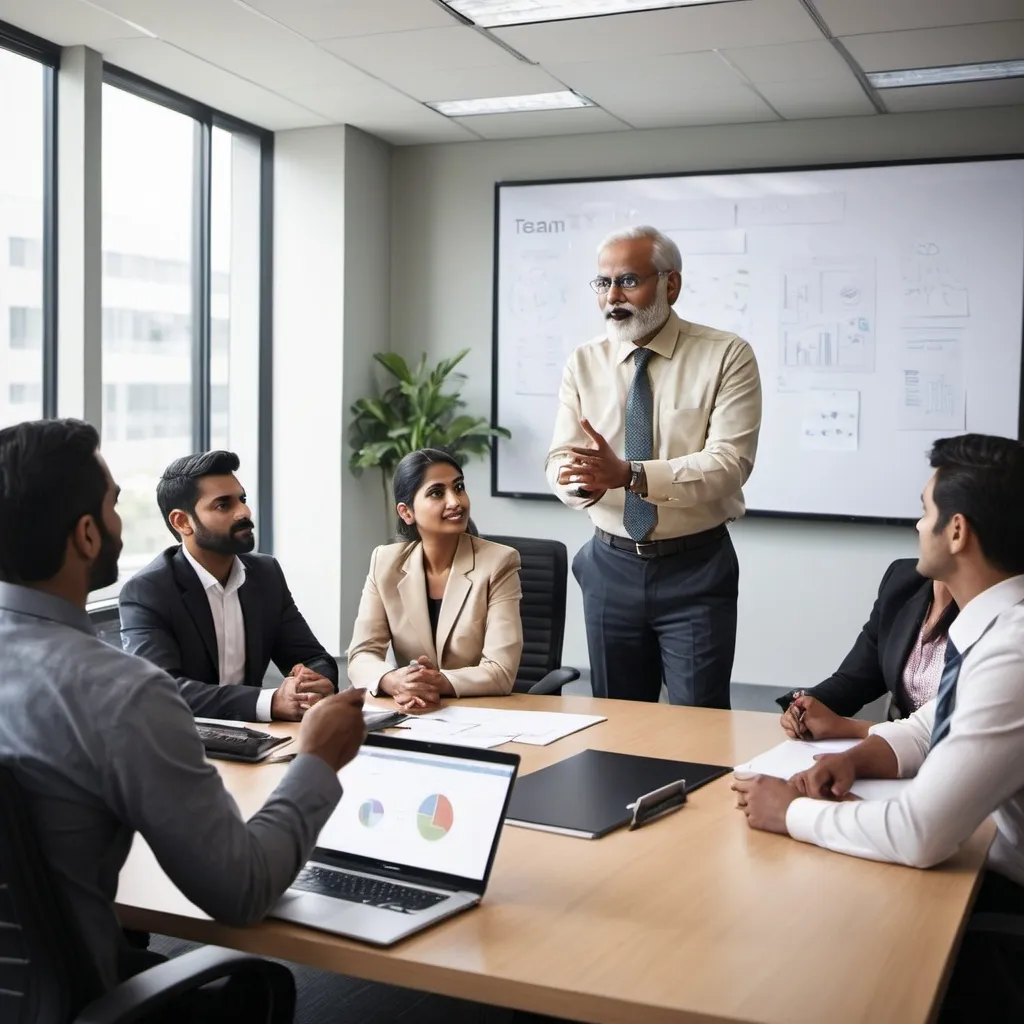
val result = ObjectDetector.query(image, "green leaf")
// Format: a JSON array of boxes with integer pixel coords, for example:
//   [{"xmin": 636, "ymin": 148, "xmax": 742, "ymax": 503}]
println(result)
[{"xmin": 373, "ymin": 352, "xmax": 414, "ymax": 383}]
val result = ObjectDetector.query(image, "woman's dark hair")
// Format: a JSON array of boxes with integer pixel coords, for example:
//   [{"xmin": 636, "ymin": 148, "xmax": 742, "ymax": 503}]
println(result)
[
  {"xmin": 929, "ymin": 434, "xmax": 1024, "ymax": 574},
  {"xmin": 393, "ymin": 448, "xmax": 476, "ymax": 542},
  {"xmin": 923, "ymin": 596, "xmax": 959, "ymax": 645},
  {"xmin": 0, "ymin": 418, "xmax": 107, "ymax": 584}
]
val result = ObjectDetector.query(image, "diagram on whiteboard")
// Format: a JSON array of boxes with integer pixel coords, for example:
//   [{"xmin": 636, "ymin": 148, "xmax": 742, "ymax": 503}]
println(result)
[
  {"xmin": 780, "ymin": 259, "xmax": 875, "ymax": 371},
  {"xmin": 513, "ymin": 333, "xmax": 566, "ymax": 397},
  {"xmin": 677, "ymin": 257, "xmax": 752, "ymax": 338},
  {"xmin": 508, "ymin": 263, "xmax": 568, "ymax": 325},
  {"xmin": 901, "ymin": 241, "xmax": 970, "ymax": 318},
  {"xmin": 800, "ymin": 389, "xmax": 860, "ymax": 452}
]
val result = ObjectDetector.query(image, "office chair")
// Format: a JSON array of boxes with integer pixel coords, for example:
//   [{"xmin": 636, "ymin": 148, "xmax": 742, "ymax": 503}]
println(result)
[
  {"xmin": 484, "ymin": 535, "xmax": 580, "ymax": 696},
  {"xmin": 0, "ymin": 766, "xmax": 295, "ymax": 1024}
]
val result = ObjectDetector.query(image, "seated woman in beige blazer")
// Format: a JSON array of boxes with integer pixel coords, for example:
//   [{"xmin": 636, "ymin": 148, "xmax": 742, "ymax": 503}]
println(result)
[{"xmin": 347, "ymin": 448, "xmax": 523, "ymax": 710}]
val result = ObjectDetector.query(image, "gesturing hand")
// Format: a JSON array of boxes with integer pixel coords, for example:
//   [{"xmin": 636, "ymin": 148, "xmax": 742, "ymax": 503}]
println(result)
[
  {"xmin": 296, "ymin": 687, "xmax": 366, "ymax": 773},
  {"xmin": 558, "ymin": 419, "xmax": 631, "ymax": 493}
]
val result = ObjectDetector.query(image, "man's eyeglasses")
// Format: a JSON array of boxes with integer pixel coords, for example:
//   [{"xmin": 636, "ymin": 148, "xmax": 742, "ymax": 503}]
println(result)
[{"xmin": 589, "ymin": 271, "xmax": 668, "ymax": 294}]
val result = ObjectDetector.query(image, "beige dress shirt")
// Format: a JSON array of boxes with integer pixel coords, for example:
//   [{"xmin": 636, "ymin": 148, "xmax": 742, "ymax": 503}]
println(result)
[{"xmin": 545, "ymin": 310, "xmax": 762, "ymax": 540}]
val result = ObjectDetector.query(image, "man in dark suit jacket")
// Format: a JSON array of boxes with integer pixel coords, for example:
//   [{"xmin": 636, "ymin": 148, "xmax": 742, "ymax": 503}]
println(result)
[
  {"xmin": 775, "ymin": 557, "xmax": 958, "ymax": 734},
  {"xmin": 119, "ymin": 451, "xmax": 338, "ymax": 721}
]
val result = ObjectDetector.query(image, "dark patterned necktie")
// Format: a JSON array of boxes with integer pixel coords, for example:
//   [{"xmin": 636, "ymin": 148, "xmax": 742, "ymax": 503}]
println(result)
[
  {"xmin": 623, "ymin": 347, "xmax": 657, "ymax": 542},
  {"xmin": 929, "ymin": 640, "xmax": 962, "ymax": 748}
]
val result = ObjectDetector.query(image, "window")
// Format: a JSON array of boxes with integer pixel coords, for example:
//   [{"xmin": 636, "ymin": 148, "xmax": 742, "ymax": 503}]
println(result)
[
  {"xmin": 101, "ymin": 83, "xmax": 195, "ymax": 577},
  {"xmin": 9, "ymin": 306, "xmax": 42, "ymax": 349},
  {"xmin": 0, "ymin": 45, "xmax": 48, "ymax": 427},
  {"xmin": 95, "ymin": 74, "xmax": 272, "ymax": 595},
  {"xmin": 9, "ymin": 236, "xmax": 42, "ymax": 269},
  {"xmin": 209, "ymin": 125, "xmax": 262, "ymax": 509}
]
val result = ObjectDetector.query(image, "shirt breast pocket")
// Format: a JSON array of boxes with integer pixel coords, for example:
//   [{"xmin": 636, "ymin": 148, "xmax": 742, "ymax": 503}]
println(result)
[{"xmin": 658, "ymin": 407, "xmax": 710, "ymax": 455}]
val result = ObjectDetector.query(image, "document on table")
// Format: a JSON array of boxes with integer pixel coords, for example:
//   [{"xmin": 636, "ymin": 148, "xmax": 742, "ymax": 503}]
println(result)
[
  {"xmin": 735, "ymin": 739, "xmax": 909, "ymax": 800},
  {"xmin": 392, "ymin": 706, "xmax": 606, "ymax": 748}
]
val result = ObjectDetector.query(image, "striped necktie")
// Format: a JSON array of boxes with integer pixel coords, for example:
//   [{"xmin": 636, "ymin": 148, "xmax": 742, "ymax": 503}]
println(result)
[
  {"xmin": 623, "ymin": 347, "xmax": 658, "ymax": 543},
  {"xmin": 929, "ymin": 640, "xmax": 962, "ymax": 748}
]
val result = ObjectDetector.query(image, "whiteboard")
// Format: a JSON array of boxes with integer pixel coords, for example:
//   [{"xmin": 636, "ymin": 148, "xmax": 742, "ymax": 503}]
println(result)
[{"xmin": 491, "ymin": 158, "xmax": 1024, "ymax": 522}]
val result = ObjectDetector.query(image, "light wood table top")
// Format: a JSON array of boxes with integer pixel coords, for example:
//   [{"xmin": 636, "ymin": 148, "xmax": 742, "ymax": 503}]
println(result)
[{"xmin": 116, "ymin": 694, "xmax": 990, "ymax": 1024}]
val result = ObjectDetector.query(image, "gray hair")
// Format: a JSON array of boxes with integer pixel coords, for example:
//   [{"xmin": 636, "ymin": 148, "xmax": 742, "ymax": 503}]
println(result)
[{"xmin": 597, "ymin": 225, "xmax": 682, "ymax": 273}]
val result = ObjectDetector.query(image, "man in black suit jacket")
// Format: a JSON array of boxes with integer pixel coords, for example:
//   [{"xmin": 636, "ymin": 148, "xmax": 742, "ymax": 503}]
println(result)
[
  {"xmin": 119, "ymin": 451, "xmax": 338, "ymax": 721},
  {"xmin": 775, "ymin": 557, "xmax": 957, "ymax": 733}
]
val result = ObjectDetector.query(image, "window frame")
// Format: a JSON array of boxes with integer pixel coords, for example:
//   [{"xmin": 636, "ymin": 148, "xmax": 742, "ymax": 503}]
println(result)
[
  {"xmin": 0, "ymin": 19, "xmax": 59, "ymax": 419},
  {"xmin": 102, "ymin": 64, "xmax": 276, "ymax": 552}
]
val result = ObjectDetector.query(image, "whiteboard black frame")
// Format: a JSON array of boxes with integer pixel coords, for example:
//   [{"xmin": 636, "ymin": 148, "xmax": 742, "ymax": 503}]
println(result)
[{"xmin": 489, "ymin": 153, "xmax": 1024, "ymax": 526}]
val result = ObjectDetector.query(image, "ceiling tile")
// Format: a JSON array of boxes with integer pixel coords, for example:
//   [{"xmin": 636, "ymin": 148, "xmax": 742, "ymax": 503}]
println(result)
[
  {"xmin": 321, "ymin": 26, "xmax": 517, "ymax": 76},
  {"xmin": 240, "ymin": 0, "xmax": 459, "ymax": 41},
  {"xmin": 382, "ymin": 63, "xmax": 567, "ymax": 102},
  {"xmin": 347, "ymin": 108, "xmax": 480, "ymax": 145},
  {"xmin": 0, "ymin": 0, "xmax": 145, "ymax": 45},
  {"xmin": 882, "ymin": 78, "xmax": 1024, "ymax": 113},
  {"xmin": 812, "ymin": 0, "xmax": 1024, "ymax": 37},
  {"xmin": 551, "ymin": 52, "xmax": 778, "ymax": 127},
  {"xmin": 842, "ymin": 21, "xmax": 1024, "ymax": 73},
  {"xmin": 455, "ymin": 106, "xmax": 628, "ymax": 140},
  {"xmin": 757, "ymin": 77, "xmax": 876, "ymax": 118},
  {"xmin": 493, "ymin": 0, "xmax": 823, "ymax": 65},
  {"xmin": 722, "ymin": 40, "xmax": 850, "ymax": 83},
  {"xmin": 100, "ymin": 38, "xmax": 329, "ymax": 130}
]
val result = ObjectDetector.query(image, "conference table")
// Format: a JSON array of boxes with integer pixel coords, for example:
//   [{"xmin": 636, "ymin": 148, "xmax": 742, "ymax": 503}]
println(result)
[{"xmin": 115, "ymin": 694, "xmax": 991, "ymax": 1024}]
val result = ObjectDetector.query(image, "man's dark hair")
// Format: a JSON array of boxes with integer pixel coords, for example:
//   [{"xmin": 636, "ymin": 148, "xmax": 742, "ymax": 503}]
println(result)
[
  {"xmin": 0, "ymin": 419, "xmax": 107, "ymax": 584},
  {"xmin": 929, "ymin": 434, "xmax": 1024, "ymax": 574},
  {"xmin": 157, "ymin": 450, "xmax": 240, "ymax": 539}
]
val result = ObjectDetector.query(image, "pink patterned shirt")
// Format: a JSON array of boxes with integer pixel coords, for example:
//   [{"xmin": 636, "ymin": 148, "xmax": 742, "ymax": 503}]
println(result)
[{"xmin": 900, "ymin": 626, "xmax": 948, "ymax": 712}]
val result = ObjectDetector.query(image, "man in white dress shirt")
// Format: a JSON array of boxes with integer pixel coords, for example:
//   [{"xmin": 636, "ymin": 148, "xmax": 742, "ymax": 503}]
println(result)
[
  {"xmin": 546, "ymin": 225, "xmax": 761, "ymax": 709},
  {"xmin": 120, "ymin": 451, "xmax": 338, "ymax": 721},
  {"xmin": 734, "ymin": 433, "xmax": 1024, "ymax": 1021}
]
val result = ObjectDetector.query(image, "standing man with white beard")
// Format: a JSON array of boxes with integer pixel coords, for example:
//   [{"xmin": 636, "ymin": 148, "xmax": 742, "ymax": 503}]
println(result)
[{"xmin": 545, "ymin": 226, "xmax": 762, "ymax": 708}]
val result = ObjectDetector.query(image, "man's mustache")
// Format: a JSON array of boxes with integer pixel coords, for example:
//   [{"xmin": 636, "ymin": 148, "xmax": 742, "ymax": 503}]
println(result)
[{"xmin": 231, "ymin": 520, "xmax": 255, "ymax": 534}]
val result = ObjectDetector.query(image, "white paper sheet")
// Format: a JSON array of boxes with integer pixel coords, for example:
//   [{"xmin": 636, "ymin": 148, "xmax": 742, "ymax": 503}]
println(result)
[
  {"xmin": 800, "ymin": 389, "xmax": 859, "ymax": 451},
  {"xmin": 734, "ymin": 738, "xmax": 910, "ymax": 800},
  {"xmin": 393, "ymin": 706, "xmax": 606, "ymax": 748},
  {"xmin": 898, "ymin": 329, "xmax": 966, "ymax": 431}
]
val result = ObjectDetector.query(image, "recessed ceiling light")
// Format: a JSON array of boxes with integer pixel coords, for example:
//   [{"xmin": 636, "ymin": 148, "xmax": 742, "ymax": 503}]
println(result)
[
  {"xmin": 866, "ymin": 60, "xmax": 1024, "ymax": 89},
  {"xmin": 427, "ymin": 91, "xmax": 594, "ymax": 117},
  {"xmin": 442, "ymin": 0, "xmax": 737, "ymax": 28}
]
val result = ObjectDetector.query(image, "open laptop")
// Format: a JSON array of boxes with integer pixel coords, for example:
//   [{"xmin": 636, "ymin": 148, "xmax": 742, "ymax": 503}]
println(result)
[{"xmin": 271, "ymin": 733, "xmax": 520, "ymax": 945}]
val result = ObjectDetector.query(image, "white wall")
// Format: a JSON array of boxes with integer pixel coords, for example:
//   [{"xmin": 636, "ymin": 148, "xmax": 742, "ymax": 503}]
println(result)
[
  {"xmin": 339, "ymin": 126, "xmax": 393, "ymax": 641},
  {"xmin": 273, "ymin": 125, "xmax": 393, "ymax": 658},
  {"xmin": 274, "ymin": 127, "xmax": 347, "ymax": 654},
  {"xmin": 390, "ymin": 105, "xmax": 1024, "ymax": 688}
]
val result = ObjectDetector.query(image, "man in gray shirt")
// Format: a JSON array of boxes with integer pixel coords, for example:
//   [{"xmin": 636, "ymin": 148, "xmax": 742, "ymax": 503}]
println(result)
[{"xmin": 0, "ymin": 419, "xmax": 366, "ymax": 995}]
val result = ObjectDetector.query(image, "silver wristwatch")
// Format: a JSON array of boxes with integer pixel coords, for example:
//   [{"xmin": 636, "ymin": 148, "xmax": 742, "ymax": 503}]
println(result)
[{"xmin": 628, "ymin": 460, "xmax": 646, "ymax": 495}]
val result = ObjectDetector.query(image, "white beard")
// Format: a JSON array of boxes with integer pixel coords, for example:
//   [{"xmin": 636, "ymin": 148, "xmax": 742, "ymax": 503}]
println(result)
[{"xmin": 604, "ymin": 278, "xmax": 671, "ymax": 345}]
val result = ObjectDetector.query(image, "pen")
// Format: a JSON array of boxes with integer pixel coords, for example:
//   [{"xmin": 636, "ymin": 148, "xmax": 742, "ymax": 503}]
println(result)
[{"xmin": 791, "ymin": 690, "xmax": 808, "ymax": 738}]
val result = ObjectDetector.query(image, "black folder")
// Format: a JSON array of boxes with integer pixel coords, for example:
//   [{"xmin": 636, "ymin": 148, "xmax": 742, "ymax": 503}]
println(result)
[{"xmin": 505, "ymin": 749, "xmax": 731, "ymax": 839}]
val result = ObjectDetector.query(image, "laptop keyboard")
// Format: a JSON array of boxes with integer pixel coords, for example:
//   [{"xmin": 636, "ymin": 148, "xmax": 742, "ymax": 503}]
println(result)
[{"xmin": 291, "ymin": 865, "xmax": 449, "ymax": 915}]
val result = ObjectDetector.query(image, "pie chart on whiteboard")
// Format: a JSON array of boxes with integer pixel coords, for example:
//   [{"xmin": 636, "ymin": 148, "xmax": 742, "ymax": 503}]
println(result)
[{"xmin": 417, "ymin": 794, "xmax": 454, "ymax": 841}]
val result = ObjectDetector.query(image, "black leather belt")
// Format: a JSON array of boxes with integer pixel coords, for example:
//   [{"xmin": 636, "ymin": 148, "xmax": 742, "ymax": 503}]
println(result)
[{"xmin": 595, "ymin": 524, "xmax": 728, "ymax": 559}]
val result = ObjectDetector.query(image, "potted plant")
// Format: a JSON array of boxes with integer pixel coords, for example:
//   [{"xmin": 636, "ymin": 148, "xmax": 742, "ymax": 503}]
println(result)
[{"xmin": 348, "ymin": 349, "xmax": 510, "ymax": 535}]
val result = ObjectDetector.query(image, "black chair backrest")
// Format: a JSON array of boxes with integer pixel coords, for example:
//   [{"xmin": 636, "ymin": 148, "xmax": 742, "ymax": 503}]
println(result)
[
  {"xmin": 483, "ymin": 536, "xmax": 569, "ymax": 690},
  {"xmin": 0, "ymin": 767, "xmax": 102, "ymax": 1024},
  {"xmin": 87, "ymin": 599, "xmax": 123, "ymax": 650}
]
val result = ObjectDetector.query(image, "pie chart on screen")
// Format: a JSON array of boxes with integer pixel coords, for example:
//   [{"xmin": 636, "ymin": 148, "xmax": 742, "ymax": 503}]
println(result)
[
  {"xmin": 417, "ymin": 794, "xmax": 454, "ymax": 841},
  {"xmin": 358, "ymin": 798, "xmax": 384, "ymax": 828}
]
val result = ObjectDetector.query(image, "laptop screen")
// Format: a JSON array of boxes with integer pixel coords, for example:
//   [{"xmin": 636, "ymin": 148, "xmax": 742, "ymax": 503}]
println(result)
[{"xmin": 315, "ymin": 742, "xmax": 518, "ymax": 883}]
